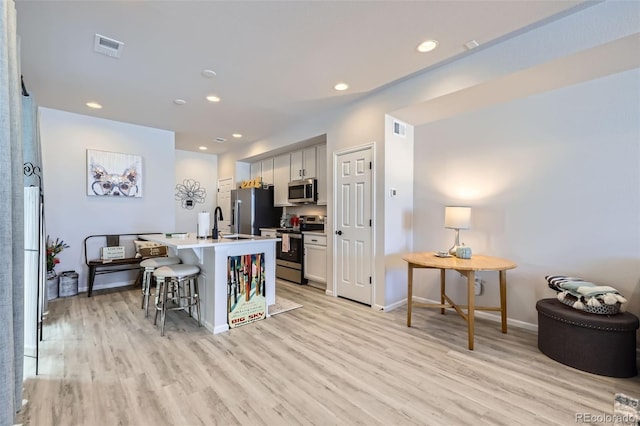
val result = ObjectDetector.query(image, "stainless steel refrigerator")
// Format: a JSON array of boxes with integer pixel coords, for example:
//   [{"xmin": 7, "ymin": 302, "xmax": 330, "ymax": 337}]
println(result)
[{"xmin": 231, "ymin": 187, "xmax": 282, "ymax": 235}]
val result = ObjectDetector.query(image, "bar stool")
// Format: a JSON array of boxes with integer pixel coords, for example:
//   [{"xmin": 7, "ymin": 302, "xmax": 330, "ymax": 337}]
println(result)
[
  {"xmin": 140, "ymin": 256, "xmax": 181, "ymax": 317},
  {"xmin": 153, "ymin": 264, "xmax": 201, "ymax": 336}
]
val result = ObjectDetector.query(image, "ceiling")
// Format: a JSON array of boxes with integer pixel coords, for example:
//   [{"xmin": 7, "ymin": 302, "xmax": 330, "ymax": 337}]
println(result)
[{"xmin": 16, "ymin": 0, "xmax": 586, "ymax": 155}]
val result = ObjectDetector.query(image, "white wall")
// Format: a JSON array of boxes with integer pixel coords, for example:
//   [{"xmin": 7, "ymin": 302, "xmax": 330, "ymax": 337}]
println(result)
[
  {"xmin": 412, "ymin": 68, "xmax": 640, "ymax": 325},
  {"xmin": 175, "ymin": 149, "xmax": 218, "ymax": 233},
  {"xmin": 216, "ymin": 1, "xmax": 639, "ymax": 327},
  {"xmin": 383, "ymin": 115, "xmax": 414, "ymax": 308},
  {"xmin": 39, "ymin": 108, "xmax": 175, "ymax": 292}
]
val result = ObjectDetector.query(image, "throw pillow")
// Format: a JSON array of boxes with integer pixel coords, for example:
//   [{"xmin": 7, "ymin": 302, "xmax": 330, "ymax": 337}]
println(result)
[{"xmin": 134, "ymin": 240, "xmax": 164, "ymax": 258}]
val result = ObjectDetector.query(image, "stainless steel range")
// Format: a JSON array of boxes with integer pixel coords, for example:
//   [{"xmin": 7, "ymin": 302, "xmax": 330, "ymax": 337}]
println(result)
[{"xmin": 275, "ymin": 215, "xmax": 324, "ymax": 284}]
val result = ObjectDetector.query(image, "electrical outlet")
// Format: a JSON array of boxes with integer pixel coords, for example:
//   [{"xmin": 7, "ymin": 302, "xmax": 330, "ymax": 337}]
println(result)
[{"xmin": 474, "ymin": 276, "xmax": 483, "ymax": 296}]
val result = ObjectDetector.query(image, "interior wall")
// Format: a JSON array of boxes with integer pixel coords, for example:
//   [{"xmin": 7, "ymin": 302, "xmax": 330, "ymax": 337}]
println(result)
[
  {"xmin": 383, "ymin": 114, "xmax": 414, "ymax": 308},
  {"xmin": 285, "ymin": 204, "xmax": 328, "ymax": 219},
  {"xmin": 39, "ymin": 107, "xmax": 175, "ymax": 292},
  {"xmin": 216, "ymin": 1, "xmax": 638, "ymax": 319},
  {"xmin": 412, "ymin": 68, "xmax": 640, "ymax": 326},
  {"xmin": 175, "ymin": 149, "xmax": 218, "ymax": 234}
]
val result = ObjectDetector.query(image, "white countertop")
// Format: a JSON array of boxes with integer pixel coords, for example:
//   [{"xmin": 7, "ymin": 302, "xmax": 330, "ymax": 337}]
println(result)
[{"xmin": 139, "ymin": 233, "xmax": 279, "ymax": 249}]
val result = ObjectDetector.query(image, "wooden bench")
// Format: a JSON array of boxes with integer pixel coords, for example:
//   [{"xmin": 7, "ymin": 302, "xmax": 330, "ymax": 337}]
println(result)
[{"xmin": 84, "ymin": 233, "xmax": 164, "ymax": 297}]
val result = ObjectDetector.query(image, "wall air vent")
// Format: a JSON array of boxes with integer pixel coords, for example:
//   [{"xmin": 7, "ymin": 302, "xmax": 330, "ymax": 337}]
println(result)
[
  {"xmin": 94, "ymin": 34, "xmax": 124, "ymax": 58},
  {"xmin": 393, "ymin": 120, "xmax": 407, "ymax": 138}
]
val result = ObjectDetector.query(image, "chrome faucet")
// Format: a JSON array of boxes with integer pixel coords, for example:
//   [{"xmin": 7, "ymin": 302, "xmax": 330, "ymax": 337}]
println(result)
[{"xmin": 213, "ymin": 206, "xmax": 223, "ymax": 239}]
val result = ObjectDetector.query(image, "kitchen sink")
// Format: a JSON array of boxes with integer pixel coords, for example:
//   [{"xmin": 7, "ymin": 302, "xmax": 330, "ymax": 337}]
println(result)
[{"xmin": 221, "ymin": 234, "xmax": 253, "ymax": 240}]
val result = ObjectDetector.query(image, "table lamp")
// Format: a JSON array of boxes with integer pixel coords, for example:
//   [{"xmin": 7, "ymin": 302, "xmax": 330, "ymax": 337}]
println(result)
[{"xmin": 445, "ymin": 206, "xmax": 471, "ymax": 255}]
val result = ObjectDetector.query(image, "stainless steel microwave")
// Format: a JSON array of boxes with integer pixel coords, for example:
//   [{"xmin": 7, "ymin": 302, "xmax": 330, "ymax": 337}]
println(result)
[{"xmin": 288, "ymin": 179, "xmax": 317, "ymax": 204}]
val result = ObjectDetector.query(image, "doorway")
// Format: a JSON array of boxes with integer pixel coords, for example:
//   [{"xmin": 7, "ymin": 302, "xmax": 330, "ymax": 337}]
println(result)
[
  {"xmin": 216, "ymin": 177, "xmax": 234, "ymax": 233},
  {"xmin": 334, "ymin": 144, "xmax": 374, "ymax": 305}
]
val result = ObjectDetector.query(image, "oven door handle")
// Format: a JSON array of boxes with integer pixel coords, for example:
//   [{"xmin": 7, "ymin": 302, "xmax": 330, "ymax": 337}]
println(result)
[{"xmin": 276, "ymin": 233, "xmax": 302, "ymax": 239}]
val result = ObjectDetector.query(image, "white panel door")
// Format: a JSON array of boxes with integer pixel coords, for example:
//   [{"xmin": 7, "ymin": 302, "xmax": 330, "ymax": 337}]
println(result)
[
  {"xmin": 335, "ymin": 147, "xmax": 372, "ymax": 305},
  {"xmin": 217, "ymin": 177, "xmax": 234, "ymax": 232}
]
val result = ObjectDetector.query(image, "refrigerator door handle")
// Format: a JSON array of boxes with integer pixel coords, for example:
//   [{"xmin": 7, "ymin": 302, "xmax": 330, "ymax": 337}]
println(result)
[{"xmin": 233, "ymin": 199, "xmax": 241, "ymax": 233}]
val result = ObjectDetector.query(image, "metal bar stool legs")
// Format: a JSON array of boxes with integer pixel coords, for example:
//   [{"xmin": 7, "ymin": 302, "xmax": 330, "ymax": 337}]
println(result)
[
  {"xmin": 153, "ymin": 264, "xmax": 201, "ymax": 336},
  {"xmin": 140, "ymin": 256, "xmax": 181, "ymax": 317}
]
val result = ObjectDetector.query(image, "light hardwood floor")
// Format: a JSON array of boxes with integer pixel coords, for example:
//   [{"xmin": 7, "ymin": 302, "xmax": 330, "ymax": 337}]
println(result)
[{"xmin": 19, "ymin": 280, "xmax": 639, "ymax": 425}]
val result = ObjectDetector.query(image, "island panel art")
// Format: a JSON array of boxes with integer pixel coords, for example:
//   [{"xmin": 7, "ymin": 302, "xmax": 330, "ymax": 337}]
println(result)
[{"xmin": 227, "ymin": 253, "xmax": 266, "ymax": 328}]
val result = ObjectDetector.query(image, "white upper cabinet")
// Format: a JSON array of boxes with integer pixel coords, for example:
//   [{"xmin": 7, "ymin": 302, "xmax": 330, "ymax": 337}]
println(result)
[
  {"xmin": 315, "ymin": 144, "xmax": 327, "ymax": 205},
  {"xmin": 273, "ymin": 153, "xmax": 292, "ymax": 206},
  {"xmin": 261, "ymin": 158, "xmax": 274, "ymax": 186},
  {"xmin": 290, "ymin": 146, "xmax": 316, "ymax": 180},
  {"xmin": 248, "ymin": 143, "xmax": 325, "ymax": 206},
  {"xmin": 250, "ymin": 158, "xmax": 274, "ymax": 186},
  {"xmin": 250, "ymin": 161, "xmax": 261, "ymax": 180}
]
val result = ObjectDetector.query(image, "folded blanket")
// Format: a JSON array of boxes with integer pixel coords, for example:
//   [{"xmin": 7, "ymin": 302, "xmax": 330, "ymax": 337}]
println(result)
[{"xmin": 545, "ymin": 275, "xmax": 627, "ymax": 312}]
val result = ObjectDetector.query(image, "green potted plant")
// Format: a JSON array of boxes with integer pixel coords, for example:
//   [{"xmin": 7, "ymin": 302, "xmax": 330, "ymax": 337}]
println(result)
[{"xmin": 46, "ymin": 236, "xmax": 69, "ymax": 300}]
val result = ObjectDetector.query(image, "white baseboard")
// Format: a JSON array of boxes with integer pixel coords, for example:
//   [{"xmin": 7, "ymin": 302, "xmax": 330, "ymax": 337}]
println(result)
[
  {"xmin": 213, "ymin": 323, "xmax": 229, "ymax": 334},
  {"xmin": 24, "ymin": 345, "xmax": 36, "ymax": 359},
  {"xmin": 79, "ymin": 279, "xmax": 138, "ymax": 294},
  {"xmin": 383, "ymin": 296, "xmax": 539, "ymax": 332},
  {"xmin": 383, "ymin": 299, "xmax": 407, "ymax": 312}
]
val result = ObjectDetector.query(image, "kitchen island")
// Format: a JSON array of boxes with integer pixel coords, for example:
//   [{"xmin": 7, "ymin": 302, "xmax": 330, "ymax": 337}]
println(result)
[{"xmin": 139, "ymin": 233, "xmax": 279, "ymax": 334}]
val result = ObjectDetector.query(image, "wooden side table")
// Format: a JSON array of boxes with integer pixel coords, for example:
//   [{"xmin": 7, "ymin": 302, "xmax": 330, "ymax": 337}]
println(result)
[{"xmin": 403, "ymin": 253, "xmax": 517, "ymax": 350}]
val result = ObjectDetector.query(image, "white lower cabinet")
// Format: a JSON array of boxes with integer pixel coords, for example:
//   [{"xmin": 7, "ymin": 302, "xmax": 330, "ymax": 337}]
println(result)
[
  {"xmin": 261, "ymin": 229, "xmax": 277, "ymax": 238},
  {"xmin": 304, "ymin": 234, "xmax": 326, "ymax": 285}
]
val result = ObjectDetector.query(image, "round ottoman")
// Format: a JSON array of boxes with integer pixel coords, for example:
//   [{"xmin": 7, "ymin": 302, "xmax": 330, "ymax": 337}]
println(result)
[{"xmin": 536, "ymin": 298, "xmax": 638, "ymax": 378}]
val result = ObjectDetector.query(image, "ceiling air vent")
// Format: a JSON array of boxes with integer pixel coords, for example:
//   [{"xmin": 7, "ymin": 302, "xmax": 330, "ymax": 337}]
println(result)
[
  {"xmin": 215, "ymin": 137, "xmax": 227, "ymax": 143},
  {"xmin": 94, "ymin": 34, "xmax": 124, "ymax": 58},
  {"xmin": 393, "ymin": 120, "xmax": 407, "ymax": 138}
]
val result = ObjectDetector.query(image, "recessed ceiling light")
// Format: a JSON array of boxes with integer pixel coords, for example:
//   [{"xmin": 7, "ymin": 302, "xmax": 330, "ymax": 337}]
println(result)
[
  {"xmin": 199, "ymin": 146, "xmax": 208, "ymax": 150},
  {"xmin": 232, "ymin": 133, "xmax": 242, "ymax": 139},
  {"xmin": 173, "ymin": 99, "xmax": 186, "ymax": 105},
  {"xmin": 334, "ymin": 82, "xmax": 349, "ymax": 91},
  {"xmin": 206, "ymin": 95, "xmax": 221, "ymax": 103},
  {"xmin": 417, "ymin": 39, "xmax": 438, "ymax": 53},
  {"xmin": 202, "ymin": 69, "xmax": 217, "ymax": 78},
  {"xmin": 86, "ymin": 101, "xmax": 103, "ymax": 109}
]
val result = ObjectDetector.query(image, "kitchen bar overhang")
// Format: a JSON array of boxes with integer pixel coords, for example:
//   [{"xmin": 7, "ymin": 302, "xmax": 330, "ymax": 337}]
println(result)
[{"xmin": 140, "ymin": 233, "xmax": 280, "ymax": 334}]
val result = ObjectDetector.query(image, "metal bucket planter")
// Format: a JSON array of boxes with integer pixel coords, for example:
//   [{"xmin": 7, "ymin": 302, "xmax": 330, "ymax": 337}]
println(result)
[
  {"xmin": 46, "ymin": 271, "xmax": 59, "ymax": 300},
  {"xmin": 59, "ymin": 271, "xmax": 79, "ymax": 297}
]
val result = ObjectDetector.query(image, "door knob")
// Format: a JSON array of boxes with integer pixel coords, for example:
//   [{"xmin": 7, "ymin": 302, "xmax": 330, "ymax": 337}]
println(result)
[{"xmin": 335, "ymin": 230, "xmax": 342, "ymax": 236}]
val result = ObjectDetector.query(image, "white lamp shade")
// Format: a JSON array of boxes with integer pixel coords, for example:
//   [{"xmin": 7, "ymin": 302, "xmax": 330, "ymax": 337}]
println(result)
[{"xmin": 444, "ymin": 206, "xmax": 471, "ymax": 229}]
